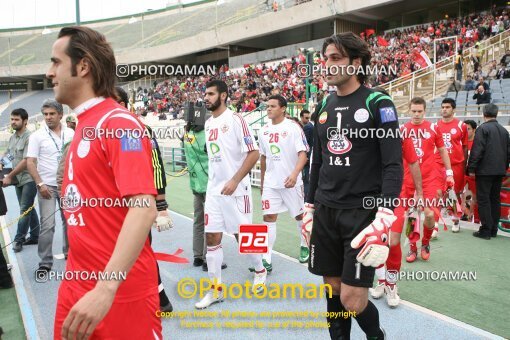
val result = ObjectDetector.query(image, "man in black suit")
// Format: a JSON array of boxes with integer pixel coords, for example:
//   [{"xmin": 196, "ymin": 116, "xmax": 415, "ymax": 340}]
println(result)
[
  {"xmin": 472, "ymin": 85, "xmax": 491, "ymax": 105},
  {"xmin": 467, "ymin": 104, "xmax": 510, "ymax": 239}
]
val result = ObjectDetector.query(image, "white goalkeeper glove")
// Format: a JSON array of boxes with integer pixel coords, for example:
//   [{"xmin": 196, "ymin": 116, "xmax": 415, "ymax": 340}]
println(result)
[
  {"xmin": 301, "ymin": 203, "xmax": 314, "ymax": 246},
  {"xmin": 350, "ymin": 207, "xmax": 396, "ymax": 267},
  {"xmin": 154, "ymin": 209, "xmax": 174, "ymax": 232}
]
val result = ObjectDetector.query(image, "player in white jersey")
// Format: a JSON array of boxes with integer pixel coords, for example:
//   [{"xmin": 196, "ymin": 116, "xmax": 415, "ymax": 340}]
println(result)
[
  {"xmin": 258, "ymin": 95, "xmax": 309, "ymax": 270},
  {"xmin": 195, "ymin": 80, "xmax": 267, "ymax": 309}
]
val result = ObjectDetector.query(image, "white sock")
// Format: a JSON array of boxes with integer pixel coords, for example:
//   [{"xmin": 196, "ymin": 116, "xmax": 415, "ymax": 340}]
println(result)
[
  {"xmin": 248, "ymin": 254, "xmax": 264, "ymax": 272},
  {"xmin": 375, "ymin": 266, "xmax": 386, "ymax": 282},
  {"xmin": 206, "ymin": 245, "xmax": 223, "ymax": 288},
  {"xmin": 263, "ymin": 221, "xmax": 276, "ymax": 263},
  {"xmin": 297, "ymin": 220, "xmax": 307, "ymax": 247}
]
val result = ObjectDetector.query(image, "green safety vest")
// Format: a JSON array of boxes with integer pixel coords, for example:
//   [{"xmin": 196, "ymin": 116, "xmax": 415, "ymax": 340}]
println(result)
[{"xmin": 183, "ymin": 129, "xmax": 209, "ymax": 194}]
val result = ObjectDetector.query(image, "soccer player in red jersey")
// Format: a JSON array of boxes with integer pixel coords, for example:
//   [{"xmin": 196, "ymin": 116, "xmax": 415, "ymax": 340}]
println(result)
[
  {"xmin": 371, "ymin": 135, "xmax": 423, "ymax": 307},
  {"xmin": 400, "ymin": 97, "xmax": 454, "ymax": 263},
  {"xmin": 48, "ymin": 27, "xmax": 162, "ymax": 339},
  {"xmin": 464, "ymin": 120, "xmax": 479, "ymax": 223},
  {"xmin": 433, "ymin": 98, "xmax": 468, "ymax": 233}
]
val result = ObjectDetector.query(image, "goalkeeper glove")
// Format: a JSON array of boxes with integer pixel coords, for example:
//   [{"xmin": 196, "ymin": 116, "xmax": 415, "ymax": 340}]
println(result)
[
  {"xmin": 154, "ymin": 209, "xmax": 174, "ymax": 232},
  {"xmin": 350, "ymin": 207, "xmax": 396, "ymax": 267}
]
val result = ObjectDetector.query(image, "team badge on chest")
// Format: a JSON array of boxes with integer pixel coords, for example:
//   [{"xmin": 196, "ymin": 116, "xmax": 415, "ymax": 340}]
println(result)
[{"xmin": 327, "ymin": 136, "xmax": 352, "ymax": 155}]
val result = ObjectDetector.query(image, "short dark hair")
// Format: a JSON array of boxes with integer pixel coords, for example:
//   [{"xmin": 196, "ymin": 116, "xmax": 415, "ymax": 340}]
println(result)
[
  {"xmin": 483, "ymin": 103, "xmax": 498, "ymax": 118},
  {"xmin": 322, "ymin": 32, "xmax": 371, "ymax": 84},
  {"xmin": 464, "ymin": 119, "xmax": 477, "ymax": 130},
  {"xmin": 442, "ymin": 97, "xmax": 456, "ymax": 109},
  {"xmin": 115, "ymin": 86, "xmax": 129, "ymax": 107},
  {"xmin": 300, "ymin": 109, "xmax": 311, "ymax": 118},
  {"xmin": 268, "ymin": 95, "xmax": 287, "ymax": 108},
  {"xmin": 205, "ymin": 79, "xmax": 228, "ymax": 103},
  {"xmin": 58, "ymin": 26, "xmax": 116, "ymax": 99},
  {"xmin": 409, "ymin": 97, "xmax": 426, "ymax": 109},
  {"xmin": 11, "ymin": 108, "xmax": 28, "ymax": 121}
]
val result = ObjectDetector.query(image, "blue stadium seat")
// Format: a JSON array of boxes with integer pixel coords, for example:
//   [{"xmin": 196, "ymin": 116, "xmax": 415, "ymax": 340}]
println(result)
[{"xmin": 456, "ymin": 91, "xmax": 468, "ymax": 102}]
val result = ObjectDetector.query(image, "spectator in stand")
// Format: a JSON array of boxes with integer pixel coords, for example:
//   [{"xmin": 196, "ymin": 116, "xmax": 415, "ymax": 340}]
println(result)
[
  {"xmin": 132, "ymin": 6, "xmax": 509, "ymax": 113},
  {"xmin": 473, "ymin": 85, "xmax": 491, "ymax": 104},
  {"xmin": 472, "ymin": 43, "xmax": 481, "ymax": 71},
  {"xmin": 464, "ymin": 75, "xmax": 476, "ymax": 91},
  {"xmin": 497, "ymin": 63, "xmax": 510, "ymax": 79},
  {"xmin": 448, "ymin": 77, "xmax": 463, "ymax": 92},
  {"xmin": 500, "ymin": 49, "xmax": 510, "ymax": 66},
  {"xmin": 477, "ymin": 77, "xmax": 490, "ymax": 91},
  {"xmin": 455, "ymin": 49, "xmax": 463, "ymax": 81},
  {"xmin": 487, "ymin": 60, "xmax": 498, "ymax": 79}
]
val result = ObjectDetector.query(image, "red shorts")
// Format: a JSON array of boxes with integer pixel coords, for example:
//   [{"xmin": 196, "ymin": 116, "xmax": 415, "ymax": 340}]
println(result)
[
  {"xmin": 54, "ymin": 283, "xmax": 162, "ymax": 340},
  {"xmin": 392, "ymin": 181, "xmax": 438, "ymax": 234},
  {"xmin": 402, "ymin": 178, "xmax": 440, "ymax": 203},
  {"xmin": 436, "ymin": 164, "xmax": 465, "ymax": 194}
]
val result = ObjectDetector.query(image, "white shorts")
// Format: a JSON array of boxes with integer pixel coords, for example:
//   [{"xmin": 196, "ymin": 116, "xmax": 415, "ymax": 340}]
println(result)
[
  {"xmin": 204, "ymin": 194, "xmax": 253, "ymax": 234},
  {"xmin": 261, "ymin": 186, "xmax": 305, "ymax": 218}
]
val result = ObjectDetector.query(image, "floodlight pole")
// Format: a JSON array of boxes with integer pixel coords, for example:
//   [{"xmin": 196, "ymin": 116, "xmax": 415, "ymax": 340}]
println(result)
[{"xmin": 75, "ymin": 0, "xmax": 81, "ymax": 25}]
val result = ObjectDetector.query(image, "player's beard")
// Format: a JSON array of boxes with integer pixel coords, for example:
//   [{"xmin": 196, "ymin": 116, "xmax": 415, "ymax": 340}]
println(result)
[
  {"xmin": 326, "ymin": 70, "xmax": 350, "ymax": 88},
  {"xmin": 206, "ymin": 97, "xmax": 222, "ymax": 112}
]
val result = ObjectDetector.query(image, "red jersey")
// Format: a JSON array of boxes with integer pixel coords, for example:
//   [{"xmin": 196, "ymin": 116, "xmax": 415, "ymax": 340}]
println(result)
[
  {"xmin": 467, "ymin": 139, "xmax": 473, "ymax": 151},
  {"xmin": 61, "ymin": 98, "xmax": 158, "ymax": 302},
  {"xmin": 403, "ymin": 136, "xmax": 419, "ymax": 165},
  {"xmin": 401, "ymin": 136, "xmax": 419, "ymax": 187},
  {"xmin": 434, "ymin": 119, "xmax": 468, "ymax": 165},
  {"xmin": 401, "ymin": 120, "xmax": 444, "ymax": 186}
]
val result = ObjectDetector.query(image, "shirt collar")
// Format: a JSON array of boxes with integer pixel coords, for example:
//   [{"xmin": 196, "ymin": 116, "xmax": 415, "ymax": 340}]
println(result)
[{"xmin": 73, "ymin": 97, "xmax": 106, "ymax": 115}]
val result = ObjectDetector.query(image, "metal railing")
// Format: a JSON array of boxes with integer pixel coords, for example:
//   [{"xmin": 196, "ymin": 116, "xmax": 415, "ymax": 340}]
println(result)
[{"xmin": 382, "ymin": 29, "xmax": 510, "ymax": 108}]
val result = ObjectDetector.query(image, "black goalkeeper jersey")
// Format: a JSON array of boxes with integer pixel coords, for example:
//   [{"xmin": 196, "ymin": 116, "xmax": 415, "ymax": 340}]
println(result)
[{"xmin": 307, "ymin": 85, "xmax": 403, "ymax": 209}]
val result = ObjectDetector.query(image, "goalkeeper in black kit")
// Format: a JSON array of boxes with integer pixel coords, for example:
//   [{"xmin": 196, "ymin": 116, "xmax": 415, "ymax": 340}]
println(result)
[{"xmin": 302, "ymin": 33, "xmax": 403, "ymax": 339}]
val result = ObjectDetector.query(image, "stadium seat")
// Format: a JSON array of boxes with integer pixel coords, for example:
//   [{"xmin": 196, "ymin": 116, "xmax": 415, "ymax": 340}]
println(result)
[
  {"xmin": 446, "ymin": 91, "xmax": 457, "ymax": 99},
  {"xmin": 456, "ymin": 91, "xmax": 468, "ymax": 103}
]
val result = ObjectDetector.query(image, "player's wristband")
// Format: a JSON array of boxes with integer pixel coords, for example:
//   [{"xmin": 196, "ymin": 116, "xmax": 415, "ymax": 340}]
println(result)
[
  {"xmin": 156, "ymin": 199, "xmax": 168, "ymax": 212},
  {"xmin": 446, "ymin": 169, "xmax": 454, "ymax": 177}
]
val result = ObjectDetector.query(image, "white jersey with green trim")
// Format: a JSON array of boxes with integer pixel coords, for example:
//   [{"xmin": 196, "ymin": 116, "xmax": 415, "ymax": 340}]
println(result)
[
  {"xmin": 259, "ymin": 118, "xmax": 309, "ymax": 189},
  {"xmin": 205, "ymin": 108, "xmax": 258, "ymax": 196}
]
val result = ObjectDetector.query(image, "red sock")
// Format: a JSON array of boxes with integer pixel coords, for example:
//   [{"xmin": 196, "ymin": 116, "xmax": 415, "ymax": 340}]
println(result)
[
  {"xmin": 422, "ymin": 226, "xmax": 434, "ymax": 245},
  {"xmin": 410, "ymin": 243, "xmax": 417, "ymax": 252},
  {"xmin": 386, "ymin": 244, "xmax": 402, "ymax": 287},
  {"xmin": 386, "ymin": 244, "xmax": 402, "ymax": 272}
]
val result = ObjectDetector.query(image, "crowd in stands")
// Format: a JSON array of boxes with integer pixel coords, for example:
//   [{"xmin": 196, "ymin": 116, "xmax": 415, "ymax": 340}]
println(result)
[{"xmin": 133, "ymin": 5, "xmax": 509, "ymax": 118}]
